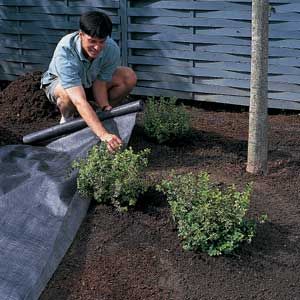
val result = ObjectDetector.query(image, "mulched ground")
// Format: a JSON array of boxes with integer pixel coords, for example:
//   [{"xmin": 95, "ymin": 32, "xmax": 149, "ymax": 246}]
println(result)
[{"xmin": 1, "ymin": 73, "xmax": 300, "ymax": 300}]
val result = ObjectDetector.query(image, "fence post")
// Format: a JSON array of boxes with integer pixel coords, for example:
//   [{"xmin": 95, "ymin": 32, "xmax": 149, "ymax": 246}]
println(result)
[{"xmin": 119, "ymin": 0, "xmax": 128, "ymax": 66}]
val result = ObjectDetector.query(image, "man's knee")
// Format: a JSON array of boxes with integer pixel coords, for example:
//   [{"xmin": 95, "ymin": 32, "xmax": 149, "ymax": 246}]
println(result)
[
  {"xmin": 113, "ymin": 67, "xmax": 137, "ymax": 90},
  {"xmin": 123, "ymin": 67, "xmax": 137, "ymax": 89}
]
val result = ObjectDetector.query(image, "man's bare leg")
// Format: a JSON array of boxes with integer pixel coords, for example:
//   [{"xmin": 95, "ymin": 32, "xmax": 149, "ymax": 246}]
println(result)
[
  {"xmin": 54, "ymin": 83, "xmax": 77, "ymax": 123},
  {"xmin": 107, "ymin": 67, "xmax": 137, "ymax": 107}
]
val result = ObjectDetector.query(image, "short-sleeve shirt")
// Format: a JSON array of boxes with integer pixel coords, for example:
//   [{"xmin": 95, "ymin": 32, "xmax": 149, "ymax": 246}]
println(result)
[{"xmin": 41, "ymin": 31, "xmax": 120, "ymax": 89}]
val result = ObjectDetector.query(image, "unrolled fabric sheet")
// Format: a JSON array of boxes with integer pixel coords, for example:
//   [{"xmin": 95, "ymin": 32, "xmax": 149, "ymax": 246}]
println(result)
[{"xmin": 0, "ymin": 112, "xmax": 137, "ymax": 300}]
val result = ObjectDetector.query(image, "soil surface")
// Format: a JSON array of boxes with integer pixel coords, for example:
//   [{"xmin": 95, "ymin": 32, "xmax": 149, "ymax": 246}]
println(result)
[{"xmin": 1, "ymin": 73, "xmax": 300, "ymax": 300}]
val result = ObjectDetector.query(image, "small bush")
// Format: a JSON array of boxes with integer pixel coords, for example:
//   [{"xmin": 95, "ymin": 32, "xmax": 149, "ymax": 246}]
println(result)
[
  {"xmin": 157, "ymin": 172, "xmax": 256, "ymax": 256},
  {"xmin": 72, "ymin": 144, "xmax": 150, "ymax": 212},
  {"xmin": 143, "ymin": 96, "xmax": 191, "ymax": 144}
]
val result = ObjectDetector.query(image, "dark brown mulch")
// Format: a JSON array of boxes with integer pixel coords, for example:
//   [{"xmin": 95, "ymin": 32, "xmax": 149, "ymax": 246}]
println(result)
[
  {"xmin": 0, "ymin": 73, "xmax": 300, "ymax": 300},
  {"xmin": 0, "ymin": 72, "xmax": 59, "ymax": 144}
]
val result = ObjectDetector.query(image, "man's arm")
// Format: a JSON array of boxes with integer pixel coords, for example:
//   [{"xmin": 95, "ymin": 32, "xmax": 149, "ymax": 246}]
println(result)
[
  {"xmin": 66, "ymin": 85, "xmax": 122, "ymax": 152},
  {"xmin": 92, "ymin": 79, "xmax": 112, "ymax": 111}
]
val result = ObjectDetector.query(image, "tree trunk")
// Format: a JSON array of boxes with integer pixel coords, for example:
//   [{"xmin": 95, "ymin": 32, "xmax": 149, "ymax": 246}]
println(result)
[{"xmin": 246, "ymin": 0, "xmax": 269, "ymax": 175}]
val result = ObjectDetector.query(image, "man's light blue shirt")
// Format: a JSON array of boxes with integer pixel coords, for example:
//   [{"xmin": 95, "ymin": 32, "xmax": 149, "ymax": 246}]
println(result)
[{"xmin": 41, "ymin": 32, "xmax": 120, "ymax": 89}]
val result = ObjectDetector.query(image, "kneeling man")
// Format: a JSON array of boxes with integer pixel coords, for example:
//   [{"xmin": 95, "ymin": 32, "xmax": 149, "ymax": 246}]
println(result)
[{"xmin": 41, "ymin": 11, "xmax": 137, "ymax": 152}]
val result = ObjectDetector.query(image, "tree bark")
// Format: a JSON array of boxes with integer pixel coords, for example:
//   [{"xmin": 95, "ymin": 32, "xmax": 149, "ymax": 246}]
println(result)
[{"xmin": 246, "ymin": 0, "xmax": 269, "ymax": 175}]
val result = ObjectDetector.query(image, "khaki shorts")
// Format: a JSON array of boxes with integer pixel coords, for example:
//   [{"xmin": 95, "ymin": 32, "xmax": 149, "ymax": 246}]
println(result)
[
  {"xmin": 43, "ymin": 79, "xmax": 60, "ymax": 104},
  {"xmin": 42, "ymin": 79, "xmax": 99, "ymax": 111}
]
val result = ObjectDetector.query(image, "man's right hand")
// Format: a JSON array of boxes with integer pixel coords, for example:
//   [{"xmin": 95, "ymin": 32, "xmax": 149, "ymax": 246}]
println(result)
[
  {"xmin": 65, "ymin": 86, "xmax": 123, "ymax": 152},
  {"xmin": 100, "ymin": 132, "xmax": 123, "ymax": 152}
]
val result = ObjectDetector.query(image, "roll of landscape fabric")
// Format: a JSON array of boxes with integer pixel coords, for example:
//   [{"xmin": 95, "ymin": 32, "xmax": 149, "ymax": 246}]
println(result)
[
  {"xmin": 23, "ymin": 100, "xmax": 144, "ymax": 144},
  {"xmin": 0, "ymin": 104, "xmax": 139, "ymax": 300}
]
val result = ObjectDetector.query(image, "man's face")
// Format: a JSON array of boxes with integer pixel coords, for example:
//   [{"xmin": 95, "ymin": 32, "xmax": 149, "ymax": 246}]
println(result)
[{"xmin": 79, "ymin": 32, "xmax": 106, "ymax": 60}]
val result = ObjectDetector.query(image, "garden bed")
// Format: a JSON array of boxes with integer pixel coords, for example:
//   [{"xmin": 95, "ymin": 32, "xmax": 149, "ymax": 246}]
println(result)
[{"xmin": 1, "ymin": 73, "xmax": 300, "ymax": 300}]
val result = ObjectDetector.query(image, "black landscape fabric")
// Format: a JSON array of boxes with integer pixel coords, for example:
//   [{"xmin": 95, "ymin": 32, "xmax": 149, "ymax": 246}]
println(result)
[{"xmin": 0, "ymin": 107, "xmax": 138, "ymax": 300}]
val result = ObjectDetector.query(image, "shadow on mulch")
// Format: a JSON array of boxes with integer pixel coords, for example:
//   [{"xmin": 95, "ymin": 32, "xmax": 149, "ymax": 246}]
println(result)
[
  {"xmin": 135, "ymin": 187, "xmax": 168, "ymax": 215},
  {"xmin": 131, "ymin": 124, "xmax": 247, "ymax": 152},
  {"xmin": 225, "ymin": 221, "xmax": 295, "ymax": 270},
  {"xmin": 129, "ymin": 124, "xmax": 248, "ymax": 173}
]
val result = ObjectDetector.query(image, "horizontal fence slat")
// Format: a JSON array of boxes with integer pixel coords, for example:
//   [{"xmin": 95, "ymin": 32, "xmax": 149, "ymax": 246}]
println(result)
[
  {"xmin": 195, "ymin": 94, "xmax": 251, "ymax": 106},
  {"xmin": 129, "ymin": 40, "xmax": 300, "ymax": 58},
  {"xmin": 137, "ymin": 80, "xmax": 249, "ymax": 96},
  {"xmin": 132, "ymin": 49, "xmax": 250, "ymax": 63},
  {"xmin": 136, "ymin": 69, "xmax": 300, "ymax": 86},
  {"xmin": 132, "ymin": 59, "xmax": 300, "ymax": 76},
  {"xmin": 129, "ymin": 23, "xmax": 300, "ymax": 39},
  {"xmin": 133, "ymin": 1, "xmax": 251, "ymax": 11},
  {"xmin": 0, "ymin": 53, "xmax": 52, "ymax": 64},
  {"xmin": 128, "ymin": 40, "xmax": 192, "ymax": 51},
  {"xmin": 193, "ymin": 94, "xmax": 300, "ymax": 110},
  {"xmin": 1, "ymin": 47, "xmax": 53, "ymax": 57},
  {"xmin": 0, "ymin": 73, "xmax": 20, "ymax": 81},
  {"xmin": 136, "ymin": 70, "xmax": 300, "ymax": 94},
  {"xmin": 197, "ymin": 78, "xmax": 300, "ymax": 93},
  {"xmin": 0, "ymin": 22, "xmax": 121, "ymax": 33},
  {"xmin": 129, "ymin": 56, "xmax": 193, "ymax": 67},
  {"xmin": 19, "ymin": 6, "xmax": 118, "ymax": 15},
  {"xmin": 269, "ymin": 39, "xmax": 300, "ymax": 50},
  {"xmin": 0, "ymin": 21, "xmax": 121, "ymax": 38},
  {"xmin": 134, "ymin": 65, "xmax": 250, "ymax": 80},
  {"xmin": 131, "ymin": 16, "xmax": 251, "ymax": 28},
  {"xmin": 0, "ymin": 0, "xmax": 119, "ymax": 6},
  {"xmin": 133, "ymin": 16, "xmax": 300, "ymax": 31},
  {"xmin": 1, "ymin": 62, "xmax": 46, "ymax": 75},
  {"xmin": 129, "ymin": 24, "xmax": 192, "ymax": 35},
  {"xmin": 128, "ymin": 8, "xmax": 193, "ymax": 17},
  {"xmin": 1, "ymin": 12, "xmax": 120, "ymax": 22},
  {"xmin": 131, "ymin": 86, "xmax": 193, "ymax": 99},
  {"xmin": 130, "ymin": 34, "xmax": 251, "ymax": 46},
  {"xmin": 68, "ymin": 0, "xmax": 119, "ymax": 8},
  {"xmin": 275, "ymin": 3, "xmax": 300, "ymax": 13},
  {"xmin": 3, "ymin": 40, "xmax": 57, "ymax": 50},
  {"xmin": 269, "ymin": 74, "xmax": 300, "ymax": 85},
  {"xmin": 136, "ymin": 71, "xmax": 193, "ymax": 83},
  {"xmin": 268, "ymin": 92, "xmax": 300, "ymax": 101},
  {"xmin": 130, "ymin": 51, "xmax": 300, "ymax": 69},
  {"xmin": 269, "ymin": 57, "xmax": 300, "ymax": 67}
]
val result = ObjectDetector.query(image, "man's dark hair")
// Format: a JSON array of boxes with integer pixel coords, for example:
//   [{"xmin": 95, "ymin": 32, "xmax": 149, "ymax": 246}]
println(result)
[{"xmin": 80, "ymin": 11, "xmax": 112, "ymax": 38}]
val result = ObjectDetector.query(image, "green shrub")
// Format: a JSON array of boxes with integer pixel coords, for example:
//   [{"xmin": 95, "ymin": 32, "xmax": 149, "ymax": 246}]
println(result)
[
  {"xmin": 72, "ymin": 144, "xmax": 150, "ymax": 212},
  {"xmin": 143, "ymin": 96, "xmax": 191, "ymax": 143},
  {"xmin": 157, "ymin": 172, "xmax": 256, "ymax": 256}
]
